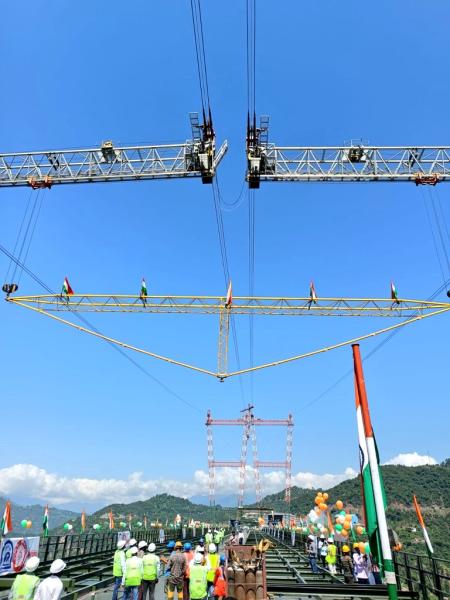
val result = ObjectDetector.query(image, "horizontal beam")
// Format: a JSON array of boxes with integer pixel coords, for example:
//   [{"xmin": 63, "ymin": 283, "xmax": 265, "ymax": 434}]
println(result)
[
  {"xmin": 209, "ymin": 461, "xmax": 242, "ymax": 468},
  {"xmin": 254, "ymin": 461, "xmax": 288, "ymax": 468},
  {"xmin": 207, "ymin": 419, "xmax": 292, "ymax": 426},
  {"xmin": 0, "ymin": 139, "xmax": 228, "ymax": 187},
  {"xmin": 7, "ymin": 294, "xmax": 450, "ymax": 317},
  {"xmin": 247, "ymin": 144, "xmax": 450, "ymax": 183}
]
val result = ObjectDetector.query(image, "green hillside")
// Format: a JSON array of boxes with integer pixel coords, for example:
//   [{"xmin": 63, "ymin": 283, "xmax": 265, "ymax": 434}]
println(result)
[
  {"xmin": 260, "ymin": 463, "xmax": 450, "ymax": 558},
  {"xmin": 0, "ymin": 497, "xmax": 79, "ymax": 537}
]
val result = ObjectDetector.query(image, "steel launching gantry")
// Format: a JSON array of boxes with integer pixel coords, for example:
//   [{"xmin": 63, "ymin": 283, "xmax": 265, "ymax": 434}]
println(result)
[
  {"xmin": 246, "ymin": 115, "xmax": 450, "ymax": 188},
  {"xmin": 0, "ymin": 113, "xmax": 227, "ymax": 188},
  {"xmin": 6, "ymin": 294, "xmax": 450, "ymax": 381}
]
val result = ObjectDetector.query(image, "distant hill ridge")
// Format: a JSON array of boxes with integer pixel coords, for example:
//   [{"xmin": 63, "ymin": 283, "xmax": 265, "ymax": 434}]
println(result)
[{"xmin": 48, "ymin": 461, "xmax": 449, "ymax": 558}]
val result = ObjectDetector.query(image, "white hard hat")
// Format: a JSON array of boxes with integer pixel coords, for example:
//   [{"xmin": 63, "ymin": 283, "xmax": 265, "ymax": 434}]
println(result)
[
  {"xmin": 148, "ymin": 543, "xmax": 156, "ymax": 552},
  {"xmin": 130, "ymin": 546, "xmax": 138, "ymax": 555},
  {"xmin": 117, "ymin": 540, "xmax": 126, "ymax": 549},
  {"xmin": 308, "ymin": 534, "xmax": 314, "ymax": 540},
  {"xmin": 50, "ymin": 559, "xmax": 66, "ymax": 574},
  {"xmin": 129, "ymin": 538, "xmax": 137, "ymax": 546},
  {"xmin": 25, "ymin": 557, "xmax": 40, "ymax": 573},
  {"xmin": 194, "ymin": 553, "xmax": 203, "ymax": 564},
  {"xmin": 327, "ymin": 537, "xmax": 333, "ymax": 543},
  {"xmin": 138, "ymin": 541, "xmax": 148, "ymax": 549},
  {"xmin": 209, "ymin": 543, "xmax": 217, "ymax": 553}
]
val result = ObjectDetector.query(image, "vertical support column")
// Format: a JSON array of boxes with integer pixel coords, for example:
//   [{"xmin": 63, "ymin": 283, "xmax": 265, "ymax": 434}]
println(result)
[
  {"xmin": 285, "ymin": 414, "xmax": 293, "ymax": 503},
  {"xmin": 250, "ymin": 422, "xmax": 262, "ymax": 505},
  {"xmin": 352, "ymin": 344, "xmax": 398, "ymax": 600},
  {"xmin": 239, "ymin": 414, "xmax": 250, "ymax": 507},
  {"xmin": 206, "ymin": 410, "xmax": 215, "ymax": 507},
  {"xmin": 217, "ymin": 307, "xmax": 230, "ymax": 380}
]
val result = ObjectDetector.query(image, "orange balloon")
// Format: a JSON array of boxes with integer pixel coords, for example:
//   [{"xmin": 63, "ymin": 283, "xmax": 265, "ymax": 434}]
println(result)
[
  {"xmin": 317, "ymin": 491, "xmax": 323, "ymax": 497},
  {"xmin": 26, "ymin": 521, "xmax": 32, "ymax": 529},
  {"xmin": 340, "ymin": 529, "xmax": 348, "ymax": 538},
  {"xmin": 359, "ymin": 542, "xmax": 366, "ymax": 553},
  {"xmin": 336, "ymin": 500, "xmax": 343, "ymax": 510},
  {"xmin": 319, "ymin": 503, "xmax": 327, "ymax": 510},
  {"xmin": 315, "ymin": 497, "xmax": 321, "ymax": 505},
  {"xmin": 323, "ymin": 493, "xmax": 329, "ymax": 500},
  {"xmin": 343, "ymin": 522, "xmax": 351, "ymax": 530},
  {"xmin": 356, "ymin": 525, "xmax": 364, "ymax": 535}
]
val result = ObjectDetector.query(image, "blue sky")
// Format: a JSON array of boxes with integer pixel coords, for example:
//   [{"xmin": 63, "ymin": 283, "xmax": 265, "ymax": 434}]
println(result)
[{"xmin": 0, "ymin": 0, "xmax": 449, "ymax": 509}]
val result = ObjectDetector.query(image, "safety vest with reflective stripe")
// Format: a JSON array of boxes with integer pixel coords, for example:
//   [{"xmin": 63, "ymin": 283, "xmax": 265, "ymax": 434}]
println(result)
[
  {"xmin": 113, "ymin": 550, "xmax": 125, "ymax": 577},
  {"xmin": 125, "ymin": 557, "xmax": 143, "ymax": 587},
  {"xmin": 189, "ymin": 564, "xmax": 208, "ymax": 600},
  {"xmin": 11, "ymin": 574, "xmax": 40, "ymax": 600},
  {"xmin": 142, "ymin": 554, "xmax": 159, "ymax": 581},
  {"xmin": 207, "ymin": 553, "xmax": 219, "ymax": 582}
]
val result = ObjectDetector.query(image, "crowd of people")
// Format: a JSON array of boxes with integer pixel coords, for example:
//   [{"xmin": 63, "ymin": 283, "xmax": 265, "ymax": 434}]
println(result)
[
  {"xmin": 112, "ymin": 529, "xmax": 227, "ymax": 600},
  {"xmin": 306, "ymin": 534, "xmax": 382, "ymax": 584}
]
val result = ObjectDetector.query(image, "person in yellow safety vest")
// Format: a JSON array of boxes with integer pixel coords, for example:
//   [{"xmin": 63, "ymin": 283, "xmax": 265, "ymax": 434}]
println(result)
[
  {"xmin": 126, "ymin": 538, "xmax": 138, "ymax": 559},
  {"xmin": 325, "ymin": 537, "xmax": 337, "ymax": 575},
  {"xmin": 205, "ymin": 530, "xmax": 213, "ymax": 545},
  {"xmin": 124, "ymin": 546, "xmax": 143, "ymax": 600},
  {"xmin": 189, "ymin": 554, "xmax": 208, "ymax": 600},
  {"xmin": 8, "ymin": 556, "xmax": 40, "ymax": 600},
  {"xmin": 112, "ymin": 540, "xmax": 127, "ymax": 600},
  {"xmin": 213, "ymin": 531, "xmax": 220, "ymax": 545},
  {"xmin": 141, "ymin": 543, "xmax": 160, "ymax": 600},
  {"xmin": 206, "ymin": 544, "xmax": 219, "ymax": 596}
]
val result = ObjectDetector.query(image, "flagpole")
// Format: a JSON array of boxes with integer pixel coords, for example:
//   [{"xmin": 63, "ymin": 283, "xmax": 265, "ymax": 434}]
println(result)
[{"xmin": 352, "ymin": 344, "xmax": 398, "ymax": 600}]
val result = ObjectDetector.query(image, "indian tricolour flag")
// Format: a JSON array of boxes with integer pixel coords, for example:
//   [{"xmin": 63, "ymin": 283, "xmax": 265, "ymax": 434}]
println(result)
[
  {"xmin": 140, "ymin": 278, "xmax": 147, "ymax": 298},
  {"xmin": 43, "ymin": 505, "xmax": 49, "ymax": 537},
  {"xmin": 81, "ymin": 511, "xmax": 86, "ymax": 533},
  {"xmin": 1, "ymin": 501, "xmax": 13, "ymax": 535},
  {"xmin": 413, "ymin": 495, "xmax": 433, "ymax": 555},
  {"xmin": 225, "ymin": 280, "xmax": 232, "ymax": 308},
  {"xmin": 62, "ymin": 277, "xmax": 74, "ymax": 296},
  {"xmin": 309, "ymin": 281, "xmax": 317, "ymax": 304},
  {"xmin": 390, "ymin": 281, "xmax": 399, "ymax": 303},
  {"xmin": 354, "ymin": 378, "xmax": 383, "ymax": 566},
  {"xmin": 109, "ymin": 511, "xmax": 115, "ymax": 530}
]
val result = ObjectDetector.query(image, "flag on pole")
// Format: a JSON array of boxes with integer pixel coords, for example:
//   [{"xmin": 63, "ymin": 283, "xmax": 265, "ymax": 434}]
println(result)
[
  {"xmin": 42, "ymin": 505, "xmax": 49, "ymax": 537},
  {"xmin": 390, "ymin": 281, "xmax": 399, "ymax": 304},
  {"xmin": 225, "ymin": 281, "xmax": 232, "ymax": 308},
  {"xmin": 62, "ymin": 277, "xmax": 74, "ymax": 296},
  {"xmin": 144, "ymin": 515, "xmax": 148, "ymax": 530},
  {"xmin": 309, "ymin": 281, "xmax": 317, "ymax": 305},
  {"xmin": 109, "ymin": 511, "xmax": 115, "ymax": 530},
  {"xmin": 81, "ymin": 511, "xmax": 86, "ymax": 533},
  {"xmin": 413, "ymin": 495, "xmax": 433, "ymax": 555},
  {"xmin": 140, "ymin": 278, "xmax": 147, "ymax": 305},
  {"xmin": 1, "ymin": 501, "xmax": 13, "ymax": 535},
  {"xmin": 354, "ymin": 378, "xmax": 383, "ymax": 565}
]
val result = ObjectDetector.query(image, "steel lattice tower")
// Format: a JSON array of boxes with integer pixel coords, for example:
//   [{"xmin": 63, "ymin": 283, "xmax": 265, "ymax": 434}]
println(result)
[{"xmin": 206, "ymin": 404, "xmax": 294, "ymax": 507}]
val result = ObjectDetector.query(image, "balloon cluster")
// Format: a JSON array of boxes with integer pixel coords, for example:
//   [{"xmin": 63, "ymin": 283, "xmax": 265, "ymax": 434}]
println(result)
[
  {"xmin": 313, "ymin": 491, "xmax": 329, "ymax": 514},
  {"xmin": 136, "ymin": 521, "xmax": 143, "ymax": 528},
  {"xmin": 20, "ymin": 519, "xmax": 32, "ymax": 529},
  {"xmin": 93, "ymin": 524, "xmax": 101, "ymax": 530},
  {"xmin": 63, "ymin": 523, "xmax": 73, "ymax": 531}
]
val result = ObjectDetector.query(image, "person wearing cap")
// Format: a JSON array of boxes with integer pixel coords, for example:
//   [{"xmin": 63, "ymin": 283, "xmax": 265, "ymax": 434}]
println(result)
[
  {"xmin": 188, "ymin": 554, "xmax": 208, "ymax": 600},
  {"xmin": 34, "ymin": 559, "xmax": 66, "ymax": 600},
  {"xmin": 325, "ymin": 537, "xmax": 337, "ymax": 574},
  {"xmin": 206, "ymin": 544, "xmax": 219, "ymax": 596},
  {"xmin": 141, "ymin": 543, "xmax": 160, "ymax": 600},
  {"xmin": 124, "ymin": 546, "xmax": 143, "ymax": 600},
  {"xmin": 318, "ymin": 535, "xmax": 328, "ymax": 568},
  {"xmin": 213, "ymin": 555, "xmax": 227, "ymax": 600},
  {"xmin": 126, "ymin": 539, "xmax": 138, "ymax": 559},
  {"xmin": 112, "ymin": 540, "xmax": 127, "ymax": 600},
  {"xmin": 352, "ymin": 545, "xmax": 369, "ymax": 585},
  {"xmin": 306, "ymin": 535, "xmax": 318, "ymax": 574},
  {"xmin": 138, "ymin": 541, "xmax": 148, "ymax": 559},
  {"xmin": 167, "ymin": 542, "xmax": 187, "ymax": 600},
  {"xmin": 340, "ymin": 545, "xmax": 354, "ymax": 584},
  {"xmin": 8, "ymin": 556, "xmax": 40, "ymax": 600}
]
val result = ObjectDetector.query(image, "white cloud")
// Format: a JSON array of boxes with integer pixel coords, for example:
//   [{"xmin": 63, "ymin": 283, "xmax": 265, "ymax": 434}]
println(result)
[
  {"xmin": 383, "ymin": 452, "xmax": 437, "ymax": 467},
  {"xmin": 0, "ymin": 453, "xmax": 434, "ymax": 506}
]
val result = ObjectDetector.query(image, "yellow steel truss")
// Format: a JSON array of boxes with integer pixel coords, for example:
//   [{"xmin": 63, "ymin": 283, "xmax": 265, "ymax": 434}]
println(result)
[{"xmin": 6, "ymin": 294, "xmax": 450, "ymax": 380}]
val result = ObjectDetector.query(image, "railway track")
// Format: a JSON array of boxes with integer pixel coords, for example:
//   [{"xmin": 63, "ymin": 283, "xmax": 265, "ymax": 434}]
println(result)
[{"xmin": 249, "ymin": 531, "xmax": 419, "ymax": 600}]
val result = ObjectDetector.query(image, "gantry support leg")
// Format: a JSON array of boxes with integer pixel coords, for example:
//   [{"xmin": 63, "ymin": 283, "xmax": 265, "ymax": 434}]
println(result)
[{"xmin": 217, "ymin": 307, "xmax": 230, "ymax": 380}]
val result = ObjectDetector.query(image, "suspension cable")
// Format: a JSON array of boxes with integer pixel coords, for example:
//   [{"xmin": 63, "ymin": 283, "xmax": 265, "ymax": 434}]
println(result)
[
  {"xmin": 0, "ymin": 242, "xmax": 201, "ymax": 411},
  {"xmin": 190, "ymin": 0, "xmax": 211, "ymax": 116},
  {"xmin": 248, "ymin": 188, "xmax": 256, "ymax": 401}
]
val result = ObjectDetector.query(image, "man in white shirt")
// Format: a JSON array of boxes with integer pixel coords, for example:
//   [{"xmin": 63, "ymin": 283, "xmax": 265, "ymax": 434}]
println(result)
[
  {"xmin": 353, "ymin": 548, "xmax": 369, "ymax": 584},
  {"xmin": 34, "ymin": 559, "xmax": 66, "ymax": 600}
]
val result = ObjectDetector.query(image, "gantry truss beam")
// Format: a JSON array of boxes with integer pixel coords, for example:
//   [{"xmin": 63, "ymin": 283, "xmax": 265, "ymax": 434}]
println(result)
[
  {"xmin": 8, "ymin": 294, "xmax": 450, "ymax": 317},
  {"xmin": 247, "ymin": 143, "xmax": 450, "ymax": 187},
  {"xmin": 6, "ymin": 294, "xmax": 450, "ymax": 381},
  {"xmin": 0, "ymin": 116, "xmax": 227, "ymax": 187}
]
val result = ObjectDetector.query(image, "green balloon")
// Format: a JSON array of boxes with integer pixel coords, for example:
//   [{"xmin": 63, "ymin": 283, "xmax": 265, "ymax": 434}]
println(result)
[
  {"xmin": 335, "ymin": 524, "xmax": 343, "ymax": 532},
  {"xmin": 136, "ymin": 521, "xmax": 143, "ymax": 527},
  {"xmin": 21, "ymin": 519, "xmax": 28, "ymax": 528},
  {"xmin": 120, "ymin": 522, "xmax": 126, "ymax": 528},
  {"xmin": 339, "ymin": 510, "xmax": 346, "ymax": 516},
  {"xmin": 63, "ymin": 523, "xmax": 70, "ymax": 531}
]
